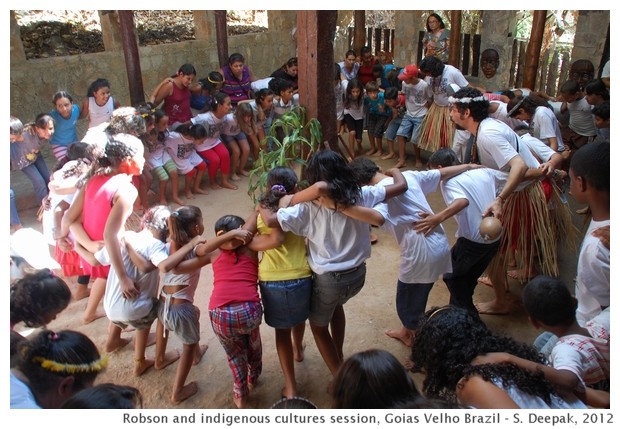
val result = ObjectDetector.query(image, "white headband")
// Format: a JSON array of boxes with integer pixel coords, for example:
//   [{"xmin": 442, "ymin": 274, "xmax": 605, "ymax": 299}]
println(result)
[
  {"xmin": 507, "ymin": 98, "xmax": 526, "ymax": 116},
  {"xmin": 448, "ymin": 95, "xmax": 486, "ymax": 104}
]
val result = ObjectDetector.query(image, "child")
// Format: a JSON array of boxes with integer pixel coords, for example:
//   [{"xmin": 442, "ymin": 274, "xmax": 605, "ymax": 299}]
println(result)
[
  {"xmin": 234, "ymin": 102, "xmax": 258, "ymax": 164},
  {"xmin": 49, "ymin": 91, "xmax": 80, "ymax": 160},
  {"xmin": 10, "ymin": 115, "xmax": 53, "ymax": 205},
  {"xmin": 507, "ymin": 94, "xmax": 567, "ymax": 153},
  {"xmin": 164, "ymin": 123, "xmax": 209, "ymax": 199},
  {"xmin": 79, "ymin": 78, "xmax": 121, "ymax": 129},
  {"xmin": 394, "ymin": 64, "xmax": 433, "ymax": 168},
  {"xmin": 190, "ymin": 71, "xmax": 224, "ymax": 113},
  {"xmin": 61, "ymin": 383, "xmax": 143, "ymax": 409},
  {"xmin": 343, "ymin": 78, "xmax": 365, "ymax": 157},
  {"xmin": 474, "ymin": 276, "xmax": 609, "ymax": 408},
  {"xmin": 61, "ymin": 133, "xmax": 145, "ymax": 325},
  {"xmin": 190, "ymin": 92, "xmax": 238, "ymax": 190},
  {"xmin": 364, "ymin": 81, "xmax": 391, "ymax": 156},
  {"xmin": 149, "ymin": 63, "xmax": 196, "ymax": 129},
  {"xmin": 411, "ymin": 306, "xmax": 586, "ymax": 409},
  {"xmin": 591, "ymin": 101, "xmax": 610, "ymax": 143},
  {"xmin": 559, "ymin": 79, "xmax": 597, "ymax": 150},
  {"xmin": 11, "ymin": 329, "xmax": 106, "ymax": 409},
  {"xmin": 269, "ymin": 78, "xmax": 298, "ymax": 125},
  {"xmin": 349, "ymin": 156, "xmax": 475, "ymax": 346},
  {"xmin": 569, "ymin": 141, "xmax": 609, "ymax": 326},
  {"xmin": 10, "ymin": 269, "xmax": 72, "ymax": 332},
  {"xmin": 584, "ymin": 78, "xmax": 609, "ymax": 107},
  {"xmin": 238, "ymin": 88, "xmax": 274, "ymax": 156},
  {"xmin": 208, "ymin": 215, "xmax": 261, "ymax": 408},
  {"xmin": 254, "ymin": 167, "xmax": 312, "ymax": 399},
  {"xmin": 220, "ymin": 108, "xmax": 251, "ymax": 180},
  {"xmin": 144, "ymin": 109, "xmax": 184, "ymax": 205},
  {"xmin": 334, "ymin": 63, "xmax": 348, "ymax": 135},
  {"xmin": 154, "ymin": 206, "xmax": 251, "ymax": 404},
  {"xmin": 381, "ymin": 87, "xmax": 406, "ymax": 161}
]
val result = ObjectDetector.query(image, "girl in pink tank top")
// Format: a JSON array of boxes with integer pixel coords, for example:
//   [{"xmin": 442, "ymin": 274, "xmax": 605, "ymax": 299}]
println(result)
[{"xmin": 149, "ymin": 63, "xmax": 196, "ymax": 128}]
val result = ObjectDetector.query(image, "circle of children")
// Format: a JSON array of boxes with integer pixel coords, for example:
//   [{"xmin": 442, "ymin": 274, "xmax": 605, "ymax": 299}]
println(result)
[{"xmin": 10, "ymin": 46, "xmax": 609, "ymax": 410}]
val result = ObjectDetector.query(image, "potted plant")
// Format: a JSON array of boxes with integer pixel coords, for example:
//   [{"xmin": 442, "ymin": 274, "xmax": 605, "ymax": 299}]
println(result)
[{"xmin": 247, "ymin": 106, "xmax": 322, "ymax": 202}]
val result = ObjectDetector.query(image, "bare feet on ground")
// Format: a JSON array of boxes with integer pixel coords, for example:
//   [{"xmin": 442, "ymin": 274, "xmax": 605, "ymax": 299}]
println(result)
[
  {"xmin": 185, "ymin": 191, "xmax": 194, "ymax": 200},
  {"xmin": 385, "ymin": 328, "xmax": 413, "ymax": 347},
  {"xmin": 507, "ymin": 268, "xmax": 537, "ymax": 282},
  {"xmin": 73, "ymin": 285, "xmax": 90, "ymax": 301},
  {"xmin": 231, "ymin": 174, "xmax": 240, "ymax": 181},
  {"xmin": 475, "ymin": 300, "xmax": 510, "ymax": 315},
  {"xmin": 154, "ymin": 350, "xmax": 181, "ymax": 370},
  {"xmin": 221, "ymin": 181, "xmax": 239, "ymax": 190},
  {"xmin": 193, "ymin": 344, "xmax": 208, "ymax": 365},
  {"xmin": 366, "ymin": 149, "xmax": 378, "ymax": 156},
  {"xmin": 415, "ymin": 160, "xmax": 423, "ymax": 168},
  {"xmin": 477, "ymin": 276, "xmax": 509, "ymax": 291},
  {"xmin": 238, "ymin": 170, "xmax": 250, "ymax": 177},
  {"xmin": 105, "ymin": 337, "xmax": 131, "ymax": 353},
  {"xmin": 171, "ymin": 196, "xmax": 185, "ymax": 206},
  {"xmin": 381, "ymin": 152, "xmax": 395, "ymax": 160},
  {"xmin": 281, "ymin": 386, "xmax": 297, "ymax": 399},
  {"xmin": 82, "ymin": 310, "xmax": 106, "ymax": 325},
  {"xmin": 373, "ymin": 151, "xmax": 383, "ymax": 157},
  {"xmin": 193, "ymin": 187, "xmax": 209, "ymax": 195},
  {"xmin": 233, "ymin": 395, "xmax": 247, "ymax": 409},
  {"xmin": 293, "ymin": 342, "xmax": 306, "ymax": 363},
  {"xmin": 394, "ymin": 159, "xmax": 407, "ymax": 169},
  {"xmin": 134, "ymin": 357, "xmax": 155, "ymax": 376},
  {"xmin": 172, "ymin": 381, "xmax": 198, "ymax": 405}
]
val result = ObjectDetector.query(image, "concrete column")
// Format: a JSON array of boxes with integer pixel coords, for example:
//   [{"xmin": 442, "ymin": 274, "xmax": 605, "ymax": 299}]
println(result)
[
  {"xmin": 10, "ymin": 10, "xmax": 26, "ymax": 62},
  {"xmin": 571, "ymin": 10, "xmax": 610, "ymax": 74},
  {"xmin": 394, "ymin": 11, "xmax": 422, "ymax": 66},
  {"xmin": 99, "ymin": 10, "xmax": 123, "ymax": 52},
  {"xmin": 193, "ymin": 10, "xmax": 216, "ymax": 41},
  {"xmin": 469, "ymin": 10, "xmax": 517, "ymax": 91}
]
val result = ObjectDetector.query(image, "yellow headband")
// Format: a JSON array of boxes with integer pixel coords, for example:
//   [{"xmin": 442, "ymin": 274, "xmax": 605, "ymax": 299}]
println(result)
[{"xmin": 33, "ymin": 354, "xmax": 109, "ymax": 374}]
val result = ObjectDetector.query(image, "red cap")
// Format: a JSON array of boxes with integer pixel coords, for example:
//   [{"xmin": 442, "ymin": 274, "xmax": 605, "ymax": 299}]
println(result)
[{"xmin": 398, "ymin": 64, "xmax": 418, "ymax": 80}]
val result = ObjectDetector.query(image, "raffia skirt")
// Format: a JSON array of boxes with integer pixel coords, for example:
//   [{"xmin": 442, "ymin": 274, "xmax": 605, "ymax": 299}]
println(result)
[
  {"xmin": 417, "ymin": 103, "xmax": 455, "ymax": 152},
  {"xmin": 488, "ymin": 181, "xmax": 559, "ymax": 281}
]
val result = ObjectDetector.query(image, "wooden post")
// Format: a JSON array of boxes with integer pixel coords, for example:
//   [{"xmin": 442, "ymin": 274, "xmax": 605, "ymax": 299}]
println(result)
[
  {"xmin": 509, "ymin": 38, "xmax": 519, "ymax": 87},
  {"xmin": 367, "ymin": 27, "xmax": 373, "ymax": 51},
  {"xmin": 462, "ymin": 34, "xmax": 471, "ymax": 75},
  {"xmin": 390, "ymin": 29, "xmax": 395, "ymax": 54},
  {"xmin": 417, "ymin": 30, "xmax": 425, "ymax": 65},
  {"xmin": 546, "ymin": 50, "xmax": 560, "ymax": 96},
  {"xmin": 559, "ymin": 51, "xmax": 571, "ymax": 89},
  {"xmin": 374, "ymin": 28, "xmax": 382, "ymax": 55},
  {"xmin": 117, "ymin": 11, "xmax": 144, "ymax": 105},
  {"xmin": 354, "ymin": 11, "xmax": 365, "ymax": 56},
  {"xmin": 538, "ymin": 49, "xmax": 551, "ymax": 92},
  {"xmin": 471, "ymin": 34, "xmax": 481, "ymax": 77},
  {"xmin": 523, "ymin": 10, "xmax": 546, "ymax": 90},
  {"xmin": 297, "ymin": 11, "xmax": 338, "ymax": 151},
  {"xmin": 383, "ymin": 29, "xmax": 390, "ymax": 54},
  {"xmin": 214, "ymin": 10, "xmax": 229, "ymax": 68},
  {"xmin": 448, "ymin": 10, "xmax": 462, "ymax": 67},
  {"xmin": 516, "ymin": 41, "xmax": 527, "ymax": 88}
]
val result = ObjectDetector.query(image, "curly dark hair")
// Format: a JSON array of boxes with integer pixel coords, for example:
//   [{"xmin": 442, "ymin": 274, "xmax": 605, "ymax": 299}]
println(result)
[
  {"xmin": 10, "ymin": 269, "xmax": 71, "ymax": 328},
  {"xmin": 451, "ymin": 87, "xmax": 490, "ymax": 122},
  {"xmin": 140, "ymin": 205, "xmax": 171, "ymax": 242},
  {"xmin": 419, "ymin": 56, "xmax": 445, "ymax": 78},
  {"xmin": 305, "ymin": 150, "xmax": 361, "ymax": 208},
  {"xmin": 349, "ymin": 157, "xmax": 379, "ymax": 185},
  {"xmin": 258, "ymin": 166, "xmax": 299, "ymax": 211},
  {"xmin": 506, "ymin": 94, "xmax": 551, "ymax": 118},
  {"xmin": 410, "ymin": 306, "xmax": 557, "ymax": 405}
]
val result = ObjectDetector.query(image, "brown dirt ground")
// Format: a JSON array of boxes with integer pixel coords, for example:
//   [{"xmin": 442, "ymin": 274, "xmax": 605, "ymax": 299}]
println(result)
[{"xmin": 11, "ymin": 136, "xmax": 584, "ymax": 410}]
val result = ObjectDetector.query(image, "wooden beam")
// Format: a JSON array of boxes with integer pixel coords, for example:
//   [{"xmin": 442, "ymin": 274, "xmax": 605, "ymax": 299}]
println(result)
[
  {"xmin": 297, "ymin": 11, "xmax": 338, "ymax": 151},
  {"xmin": 374, "ymin": 28, "xmax": 382, "ymax": 55},
  {"xmin": 523, "ymin": 10, "xmax": 546, "ymax": 90},
  {"xmin": 214, "ymin": 10, "xmax": 229, "ymax": 68},
  {"xmin": 448, "ymin": 10, "xmax": 462, "ymax": 67},
  {"xmin": 354, "ymin": 11, "xmax": 365, "ymax": 56},
  {"xmin": 117, "ymin": 11, "xmax": 144, "ymax": 105}
]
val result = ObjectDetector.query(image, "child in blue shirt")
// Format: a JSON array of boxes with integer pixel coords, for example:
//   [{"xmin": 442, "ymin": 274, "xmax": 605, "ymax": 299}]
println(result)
[{"xmin": 364, "ymin": 81, "xmax": 391, "ymax": 157}]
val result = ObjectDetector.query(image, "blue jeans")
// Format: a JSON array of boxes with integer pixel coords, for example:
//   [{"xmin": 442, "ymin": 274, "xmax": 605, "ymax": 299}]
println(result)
[
  {"xmin": 10, "ymin": 188, "xmax": 21, "ymax": 226},
  {"xmin": 20, "ymin": 155, "xmax": 50, "ymax": 203}
]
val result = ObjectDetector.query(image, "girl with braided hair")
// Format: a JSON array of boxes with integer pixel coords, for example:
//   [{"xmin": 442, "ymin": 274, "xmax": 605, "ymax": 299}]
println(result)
[{"xmin": 11, "ymin": 329, "xmax": 106, "ymax": 408}]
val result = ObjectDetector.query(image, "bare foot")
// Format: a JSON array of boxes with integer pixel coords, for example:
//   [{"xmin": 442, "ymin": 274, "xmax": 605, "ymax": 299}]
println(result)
[
  {"xmin": 134, "ymin": 358, "xmax": 155, "ymax": 376},
  {"xmin": 281, "ymin": 386, "xmax": 297, "ymax": 399},
  {"xmin": 193, "ymin": 187, "xmax": 209, "ymax": 195},
  {"xmin": 154, "ymin": 350, "xmax": 180, "ymax": 370},
  {"xmin": 171, "ymin": 196, "xmax": 185, "ymax": 206},
  {"xmin": 193, "ymin": 344, "xmax": 208, "ymax": 365},
  {"xmin": 373, "ymin": 151, "xmax": 383, "ymax": 157},
  {"xmin": 415, "ymin": 160, "xmax": 423, "ymax": 168},
  {"xmin": 105, "ymin": 337, "xmax": 131, "ymax": 353},
  {"xmin": 381, "ymin": 152, "xmax": 395, "ymax": 160},
  {"xmin": 231, "ymin": 174, "xmax": 240, "ymax": 181},
  {"xmin": 238, "ymin": 170, "xmax": 250, "ymax": 177},
  {"xmin": 507, "ymin": 269, "xmax": 536, "ymax": 282},
  {"xmin": 159, "ymin": 199, "xmax": 168, "ymax": 206},
  {"xmin": 475, "ymin": 300, "xmax": 510, "ymax": 315},
  {"xmin": 233, "ymin": 395, "xmax": 247, "ymax": 409},
  {"xmin": 385, "ymin": 328, "xmax": 413, "ymax": 347},
  {"xmin": 73, "ymin": 285, "xmax": 90, "ymax": 301},
  {"xmin": 210, "ymin": 182, "xmax": 222, "ymax": 190},
  {"xmin": 403, "ymin": 357, "xmax": 414, "ymax": 371},
  {"xmin": 394, "ymin": 159, "xmax": 407, "ymax": 169},
  {"xmin": 82, "ymin": 310, "xmax": 106, "ymax": 325},
  {"xmin": 293, "ymin": 342, "xmax": 306, "ymax": 362},
  {"xmin": 221, "ymin": 181, "xmax": 238, "ymax": 190},
  {"xmin": 477, "ymin": 276, "xmax": 493, "ymax": 287},
  {"xmin": 171, "ymin": 382, "xmax": 198, "ymax": 405},
  {"xmin": 366, "ymin": 149, "xmax": 378, "ymax": 156},
  {"xmin": 185, "ymin": 191, "xmax": 194, "ymax": 199}
]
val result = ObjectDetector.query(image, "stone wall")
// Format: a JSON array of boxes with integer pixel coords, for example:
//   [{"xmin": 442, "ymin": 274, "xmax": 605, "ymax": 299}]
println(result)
[{"xmin": 571, "ymin": 10, "xmax": 610, "ymax": 75}]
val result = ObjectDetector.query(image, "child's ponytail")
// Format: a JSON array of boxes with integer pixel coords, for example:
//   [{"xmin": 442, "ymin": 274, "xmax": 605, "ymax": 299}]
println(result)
[
  {"xmin": 258, "ymin": 166, "xmax": 298, "ymax": 211},
  {"xmin": 168, "ymin": 205, "xmax": 202, "ymax": 247}
]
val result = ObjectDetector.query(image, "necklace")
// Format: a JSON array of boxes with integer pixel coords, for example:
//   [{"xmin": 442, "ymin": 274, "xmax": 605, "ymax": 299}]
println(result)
[{"xmin": 469, "ymin": 121, "xmax": 482, "ymax": 165}]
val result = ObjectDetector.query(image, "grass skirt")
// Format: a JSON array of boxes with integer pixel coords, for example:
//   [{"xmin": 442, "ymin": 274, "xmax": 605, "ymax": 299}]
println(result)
[{"xmin": 417, "ymin": 103, "xmax": 455, "ymax": 152}]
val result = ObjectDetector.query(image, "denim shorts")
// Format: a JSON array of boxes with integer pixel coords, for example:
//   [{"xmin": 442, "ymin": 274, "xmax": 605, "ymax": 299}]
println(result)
[
  {"xmin": 259, "ymin": 277, "xmax": 312, "ymax": 329},
  {"xmin": 397, "ymin": 115, "xmax": 424, "ymax": 143},
  {"xmin": 221, "ymin": 132, "xmax": 247, "ymax": 144},
  {"xmin": 310, "ymin": 263, "xmax": 366, "ymax": 327},
  {"xmin": 385, "ymin": 117, "xmax": 403, "ymax": 142}
]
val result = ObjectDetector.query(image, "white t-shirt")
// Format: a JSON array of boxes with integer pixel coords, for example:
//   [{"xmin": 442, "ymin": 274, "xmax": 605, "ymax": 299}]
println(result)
[
  {"xmin": 221, "ymin": 112, "xmax": 241, "ymax": 136},
  {"xmin": 575, "ymin": 219, "xmax": 610, "ymax": 325},
  {"xmin": 372, "ymin": 170, "xmax": 451, "ymax": 283},
  {"xmin": 489, "ymin": 101, "xmax": 528, "ymax": 130},
  {"xmin": 425, "ymin": 65, "xmax": 469, "ymax": 106},
  {"xmin": 519, "ymin": 132, "xmax": 557, "ymax": 163},
  {"xmin": 191, "ymin": 111, "xmax": 225, "ymax": 151},
  {"xmin": 601, "ymin": 60, "xmax": 610, "ymax": 79},
  {"xmin": 251, "ymin": 77, "xmax": 273, "ymax": 93},
  {"xmin": 96, "ymin": 230, "xmax": 168, "ymax": 322},
  {"xmin": 531, "ymin": 106, "xmax": 566, "ymax": 151},
  {"xmin": 440, "ymin": 168, "xmax": 506, "ymax": 244},
  {"xmin": 551, "ymin": 308, "xmax": 610, "ymax": 390},
  {"xmin": 402, "ymin": 79, "xmax": 433, "ymax": 118},
  {"xmin": 164, "ymin": 131, "xmax": 204, "ymax": 175},
  {"xmin": 277, "ymin": 185, "xmax": 385, "ymax": 274},
  {"xmin": 567, "ymin": 97, "xmax": 597, "ymax": 137}
]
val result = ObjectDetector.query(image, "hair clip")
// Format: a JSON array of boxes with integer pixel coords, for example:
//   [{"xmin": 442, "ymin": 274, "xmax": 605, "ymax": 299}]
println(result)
[
  {"xmin": 507, "ymin": 98, "xmax": 526, "ymax": 116},
  {"xmin": 207, "ymin": 75, "xmax": 223, "ymax": 84},
  {"xmin": 271, "ymin": 184, "xmax": 287, "ymax": 193},
  {"xmin": 51, "ymin": 332, "xmax": 59, "ymax": 341}
]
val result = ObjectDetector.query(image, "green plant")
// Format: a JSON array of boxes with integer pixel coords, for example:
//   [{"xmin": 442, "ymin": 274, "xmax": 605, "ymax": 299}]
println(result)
[{"xmin": 247, "ymin": 107, "xmax": 322, "ymax": 203}]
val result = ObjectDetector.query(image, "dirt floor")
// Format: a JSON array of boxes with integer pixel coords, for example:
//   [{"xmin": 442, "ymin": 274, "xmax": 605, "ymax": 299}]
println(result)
[{"xmin": 11, "ymin": 138, "xmax": 585, "ymax": 410}]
